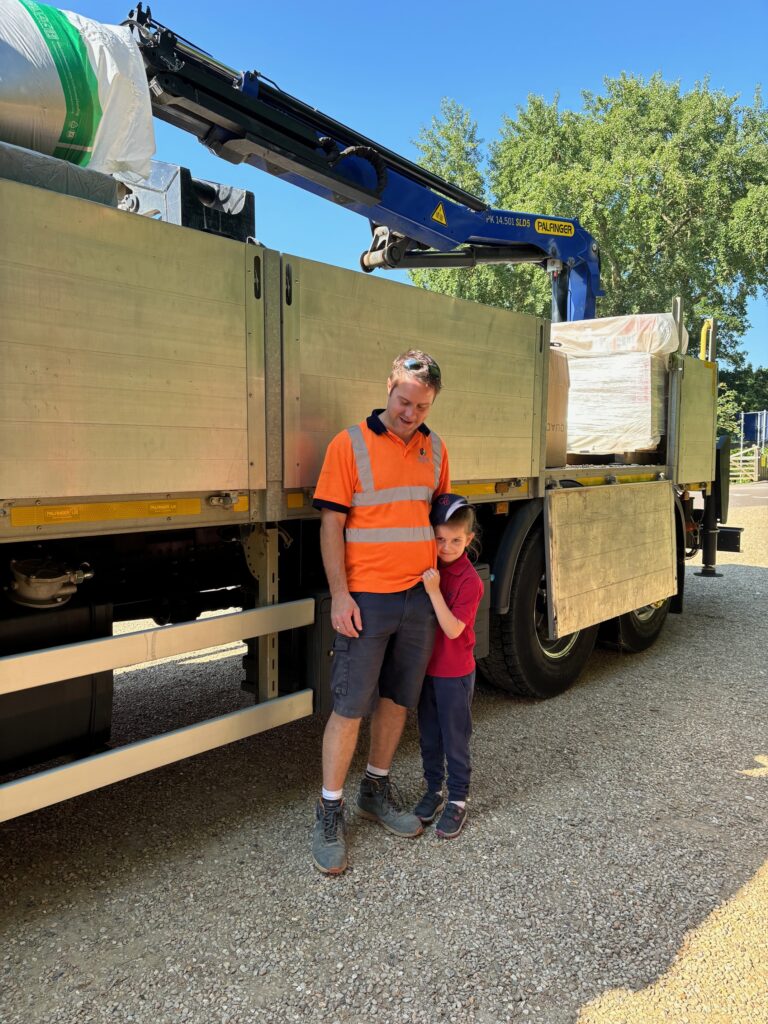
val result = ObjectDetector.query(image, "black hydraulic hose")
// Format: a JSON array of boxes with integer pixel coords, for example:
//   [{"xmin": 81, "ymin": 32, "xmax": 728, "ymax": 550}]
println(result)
[
  {"xmin": 256, "ymin": 79, "xmax": 487, "ymax": 212},
  {"xmin": 328, "ymin": 145, "xmax": 388, "ymax": 198}
]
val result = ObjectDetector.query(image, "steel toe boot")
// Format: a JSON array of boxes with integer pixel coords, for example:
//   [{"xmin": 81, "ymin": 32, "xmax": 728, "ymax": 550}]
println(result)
[
  {"xmin": 312, "ymin": 799, "xmax": 347, "ymax": 874},
  {"xmin": 356, "ymin": 776, "xmax": 423, "ymax": 837}
]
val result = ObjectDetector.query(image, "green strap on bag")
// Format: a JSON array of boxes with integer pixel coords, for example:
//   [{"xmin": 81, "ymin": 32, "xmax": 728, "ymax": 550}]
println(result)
[{"xmin": 19, "ymin": 0, "xmax": 103, "ymax": 165}]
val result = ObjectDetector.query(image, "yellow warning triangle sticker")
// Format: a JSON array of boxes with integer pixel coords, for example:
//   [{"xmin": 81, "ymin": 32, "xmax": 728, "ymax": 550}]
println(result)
[{"xmin": 431, "ymin": 202, "xmax": 447, "ymax": 226}]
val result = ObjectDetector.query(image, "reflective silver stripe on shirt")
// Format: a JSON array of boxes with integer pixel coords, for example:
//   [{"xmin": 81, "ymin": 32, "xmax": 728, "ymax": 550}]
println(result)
[
  {"xmin": 351, "ymin": 485, "xmax": 433, "ymax": 507},
  {"xmin": 430, "ymin": 431, "xmax": 443, "ymax": 491},
  {"xmin": 345, "ymin": 527, "xmax": 435, "ymax": 543},
  {"xmin": 346, "ymin": 424, "xmax": 374, "ymax": 492}
]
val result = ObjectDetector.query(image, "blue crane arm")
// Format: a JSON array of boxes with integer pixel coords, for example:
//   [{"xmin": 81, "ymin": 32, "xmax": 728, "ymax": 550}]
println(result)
[{"xmin": 127, "ymin": 6, "xmax": 602, "ymax": 320}]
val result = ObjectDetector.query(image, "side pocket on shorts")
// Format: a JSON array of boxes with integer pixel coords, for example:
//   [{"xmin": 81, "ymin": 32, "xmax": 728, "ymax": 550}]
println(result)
[{"xmin": 330, "ymin": 635, "xmax": 351, "ymax": 696}]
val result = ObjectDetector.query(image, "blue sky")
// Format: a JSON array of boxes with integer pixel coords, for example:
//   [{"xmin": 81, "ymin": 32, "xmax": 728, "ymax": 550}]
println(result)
[{"xmin": 79, "ymin": 0, "xmax": 767, "ymax": 366}]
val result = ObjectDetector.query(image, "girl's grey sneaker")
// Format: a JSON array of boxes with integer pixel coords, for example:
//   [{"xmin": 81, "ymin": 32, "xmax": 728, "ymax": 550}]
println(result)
[
  {"xmin": 312, "ymin": 799, "xmax": 347, "ymax": 874},
  {"xmin": 435, "ymin": 801, "xmax": 467, "ymax": 839},
  {"xmin": 413, "ymin": 790, "xmax": 444, "ymax": 824},
  {"xmin": 356, "ymin": 776, "xmax": 423, "ymax": 837}
]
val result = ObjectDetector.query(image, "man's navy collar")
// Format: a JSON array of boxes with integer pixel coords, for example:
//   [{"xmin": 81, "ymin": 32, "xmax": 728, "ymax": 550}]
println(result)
[{"xmin": 367, "ymin": 409, "xmax": 431, "ymax": 436}]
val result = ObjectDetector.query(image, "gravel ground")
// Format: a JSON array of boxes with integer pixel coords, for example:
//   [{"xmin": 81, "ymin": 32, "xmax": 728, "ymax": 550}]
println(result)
[{"xmin": 1, "ymin": 508, "xmax": 766, "ymax": 1024}]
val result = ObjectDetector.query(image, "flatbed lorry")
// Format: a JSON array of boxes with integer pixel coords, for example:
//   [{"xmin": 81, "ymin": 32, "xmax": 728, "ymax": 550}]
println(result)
[{"xmin": 0, "ymin": 7, "xmax": 738, "ymax": 821}]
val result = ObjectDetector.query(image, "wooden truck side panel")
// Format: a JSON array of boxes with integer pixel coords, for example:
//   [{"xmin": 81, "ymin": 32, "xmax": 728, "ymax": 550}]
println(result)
[
  {"xmin": 280, "ymin": 254, "xmax": 546, "ymax": 489},
  {"xmin": 1, "ymin": 179, "xmax": 263, "ymax": 527}
]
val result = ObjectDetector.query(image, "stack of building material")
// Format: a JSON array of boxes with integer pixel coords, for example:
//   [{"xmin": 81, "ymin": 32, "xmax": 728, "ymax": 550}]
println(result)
[{"xmin": 550, "ymin": 313, "xmax": 686, "ymax": 456}]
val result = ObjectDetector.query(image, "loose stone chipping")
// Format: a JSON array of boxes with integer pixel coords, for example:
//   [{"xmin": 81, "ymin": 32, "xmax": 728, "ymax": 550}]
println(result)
[{"xmin": 1, "ymin": 507, "xmax": 766, "ymax": 1024}]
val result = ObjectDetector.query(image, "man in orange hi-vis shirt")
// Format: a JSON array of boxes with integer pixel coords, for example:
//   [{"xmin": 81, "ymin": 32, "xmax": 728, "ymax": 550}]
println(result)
[{"xmin": 311, "ymin": 350, "xmax": 450, "ymax": 875}]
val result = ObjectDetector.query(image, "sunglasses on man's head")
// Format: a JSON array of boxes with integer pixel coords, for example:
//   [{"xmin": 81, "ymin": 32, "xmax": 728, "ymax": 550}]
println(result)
[{"xmin": 402, "ymin": 358, "xmax": 441, "ymax": 383}]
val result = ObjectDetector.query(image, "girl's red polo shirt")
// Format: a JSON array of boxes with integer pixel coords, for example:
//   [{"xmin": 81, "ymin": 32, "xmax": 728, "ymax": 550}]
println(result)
[{"xmin": 426, "ymin": 553, "xmax": 484, "ymax": 678}]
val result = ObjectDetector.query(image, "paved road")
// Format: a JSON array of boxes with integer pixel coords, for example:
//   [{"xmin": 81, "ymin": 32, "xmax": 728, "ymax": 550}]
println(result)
[
  {"xmin": 728, "ymin": 482, "xmax": 768, "ymax": 508},
  {"xmin": 1, "ymin": 512, "xmax": 766, "ymax": 1024}
]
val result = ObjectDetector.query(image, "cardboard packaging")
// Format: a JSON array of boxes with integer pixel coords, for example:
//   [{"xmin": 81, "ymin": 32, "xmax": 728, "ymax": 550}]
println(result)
[{"xmin": 546, "ymin": 349, "xmax": 569, "ymax": 467}]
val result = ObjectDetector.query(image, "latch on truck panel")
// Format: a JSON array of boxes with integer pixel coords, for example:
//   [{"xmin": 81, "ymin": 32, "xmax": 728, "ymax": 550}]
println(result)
[{"xmin": 208, "ymin": 492, "xmax": 240, "ymax": 509}]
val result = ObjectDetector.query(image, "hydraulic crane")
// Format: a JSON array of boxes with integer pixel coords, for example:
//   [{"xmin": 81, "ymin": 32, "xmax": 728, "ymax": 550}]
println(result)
[{"xmin": 126, "ymin": 5, "xmax": 602, "ymax": 322}]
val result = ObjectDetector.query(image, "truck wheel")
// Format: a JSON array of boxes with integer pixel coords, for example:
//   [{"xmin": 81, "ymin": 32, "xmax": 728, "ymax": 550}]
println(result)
[
  {"xmin": 615, "ymin": 599, "xmax": 671, "ymax": 652},
  {"xmin": 479, "ymin": 525, "xmax": 598, "ymax": 699}
]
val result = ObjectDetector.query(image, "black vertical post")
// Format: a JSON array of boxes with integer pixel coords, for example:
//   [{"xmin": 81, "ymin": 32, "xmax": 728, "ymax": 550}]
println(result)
[
  {"xmin": 695, "ymin": 492, "xmax": 721, "ymax": 577},
  {"xmin": 695, "ymin": 318, "xmax": 723, "ymax": 577}
]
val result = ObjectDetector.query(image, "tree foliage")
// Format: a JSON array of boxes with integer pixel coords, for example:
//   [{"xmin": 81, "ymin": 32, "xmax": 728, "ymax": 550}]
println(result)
[
  {"xmin": 409, "ymin": 100, "xmax": 501, "ymax": 308},
  {"xmin": 411, "ymin": 77, "xmax": 768, "ymax": 365},
  {"xmin": 719, "ymin": 363, "xmax": 768, "ymax": 411},
  {"xmin": 716, "ymin": 382, "xmax": 742, "ymax": 435}
]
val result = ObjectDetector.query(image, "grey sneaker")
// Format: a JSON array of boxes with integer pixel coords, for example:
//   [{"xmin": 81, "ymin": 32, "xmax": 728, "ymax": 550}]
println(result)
[
  {"xmin": 435, "ymin": 801, "xmax": 467, "ymax": 839},
  {"xmin": 312, "ymin": 799, "xmax": 347, "ymax": 875},
  {"xmin": 413, "ymin": 790, "xmax": 444, "ymax": 824},
  {"xmin": 356, "ymin": 776, "xmax": 424, "ymax": 837}
]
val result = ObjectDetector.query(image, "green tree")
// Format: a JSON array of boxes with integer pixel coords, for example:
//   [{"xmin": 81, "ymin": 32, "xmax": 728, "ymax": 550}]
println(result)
[
  {"xmin": 411, "ymin": 77, "xmax": 768, "ymax": 365},
  {"xmin": 716, "ymin": 382, "xmax": 742, "ymax": 435},
  {"xmin": 719, "ymin": 363, "xmax": 768, "ymax": 410},
  {"xmin": 409, "ymin": 99, "xmax": 504, "ymax": 307}
]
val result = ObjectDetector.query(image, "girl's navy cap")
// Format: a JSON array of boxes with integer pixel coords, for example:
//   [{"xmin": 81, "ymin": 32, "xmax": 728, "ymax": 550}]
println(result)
[{"xmin": 430, "ymin": 492, "xmax": 470, "ymax": 527}]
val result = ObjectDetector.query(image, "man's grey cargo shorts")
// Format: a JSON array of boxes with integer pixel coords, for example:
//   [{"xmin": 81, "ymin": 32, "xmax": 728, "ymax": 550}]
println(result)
[{"xmin": 330, "ymin": 584, "xmax": 437, "ymax": 718}]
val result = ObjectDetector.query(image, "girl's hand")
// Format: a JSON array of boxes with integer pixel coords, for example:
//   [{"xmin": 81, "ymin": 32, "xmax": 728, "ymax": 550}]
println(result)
[{"xmin": 422, "ymin": 567, "xmax": 441, "ymax": 594}]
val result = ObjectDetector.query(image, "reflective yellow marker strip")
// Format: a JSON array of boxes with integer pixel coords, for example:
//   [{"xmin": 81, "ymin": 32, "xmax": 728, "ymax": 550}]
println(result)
[
  {"xmin": 572, "ymin": 474, "xmax": 661, "ymax": 487},
  {"xmin": 11, "ymin": 495, "xmax": 249, "ymax": 528},
  {"xmin": 455, "ymin": 482, "xmax": 529, "ymax": 497}
]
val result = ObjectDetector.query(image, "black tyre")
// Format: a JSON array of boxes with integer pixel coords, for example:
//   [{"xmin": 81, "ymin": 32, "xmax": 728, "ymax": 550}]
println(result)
[
  {"xmin": 478, "ymin": 525, "xmax": 598, "ymax": 699},
  {"xmin": 615, "ymin": 599, "xmax": 671, "ymax": 653}
]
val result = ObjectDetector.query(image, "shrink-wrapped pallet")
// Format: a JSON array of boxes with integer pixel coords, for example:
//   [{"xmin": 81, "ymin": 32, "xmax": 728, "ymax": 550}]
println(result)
[
  {"xmin": 566, "ymin": 352, "xmax": 667, "ymax": 454},
  {"xmin": 0, "ymin": 0, "xmax": 154, "ymax": 178},
  {"xmin": 550, "ymin": 312, "xmax": 683, "ymax": 455}
]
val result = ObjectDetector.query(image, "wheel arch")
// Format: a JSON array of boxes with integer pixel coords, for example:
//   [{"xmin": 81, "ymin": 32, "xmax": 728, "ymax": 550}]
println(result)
[{"xmin": 489, "ymin": 498, "xmax": 543, "ymax": 616}]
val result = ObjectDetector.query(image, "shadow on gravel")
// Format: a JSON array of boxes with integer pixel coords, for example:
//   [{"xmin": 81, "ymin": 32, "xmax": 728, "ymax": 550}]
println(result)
[
  {"xmin": 1, "ymin": 563, "xmax": 767, "ymax": 1024},
  {"xmin": 575, "ymin": 856, "xmax": 768, "ymax": 1024}
]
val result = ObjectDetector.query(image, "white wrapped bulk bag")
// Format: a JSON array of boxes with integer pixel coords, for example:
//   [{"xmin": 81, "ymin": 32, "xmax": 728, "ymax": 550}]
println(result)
[
  {"xmin": 0, "ymin": 0, "xmax": 154, "ymax": 178},
  {"xmin": 551, "ymin": 312, "xmax": 686, "ymax": 363}
]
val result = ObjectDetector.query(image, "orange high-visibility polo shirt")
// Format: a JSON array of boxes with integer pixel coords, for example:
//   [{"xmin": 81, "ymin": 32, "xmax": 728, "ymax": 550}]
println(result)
[{"xmin": 313, "ymin": 410, "xmax": 451, "ymax": 593}]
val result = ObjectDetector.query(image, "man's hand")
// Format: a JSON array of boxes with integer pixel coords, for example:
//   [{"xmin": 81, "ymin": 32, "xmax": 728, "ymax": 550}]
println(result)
[
  {"xmin": 320, "ymin": 508, "xmax": 361, "ymax": 637},
  {"xmin": 331, "ymin": 592, "xmax": 362, "ymax": 638},
  {"xmin": 422, "ymin": 567, "xmax": 441, "ymax": 595}
]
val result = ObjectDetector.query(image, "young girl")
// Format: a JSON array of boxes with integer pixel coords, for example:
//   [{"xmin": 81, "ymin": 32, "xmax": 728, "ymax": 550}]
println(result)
[{"xmin": 414, "ymin": 493, "xmax": 484, "ymax": 838}]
